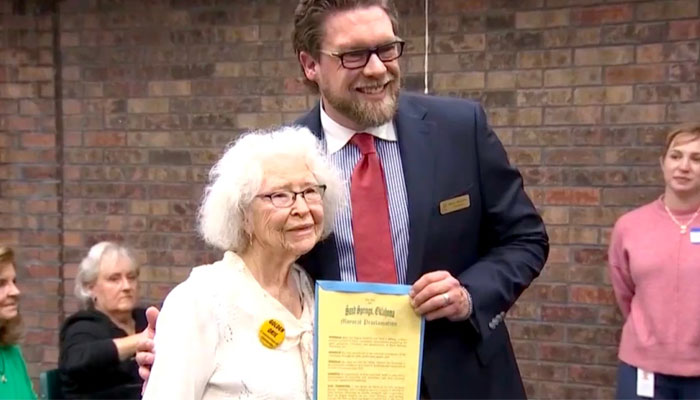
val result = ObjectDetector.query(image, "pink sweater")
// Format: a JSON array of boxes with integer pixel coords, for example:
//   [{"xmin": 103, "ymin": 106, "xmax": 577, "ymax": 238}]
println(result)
[{"xmin": 608, "ymin": 199, "xmax": 700, "ymax": 376}]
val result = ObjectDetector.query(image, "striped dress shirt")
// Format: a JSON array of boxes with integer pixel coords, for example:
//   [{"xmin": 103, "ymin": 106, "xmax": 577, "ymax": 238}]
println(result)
[{"xmin": 320, "ymin": 106, "xmax": 410, "ymax": 284}]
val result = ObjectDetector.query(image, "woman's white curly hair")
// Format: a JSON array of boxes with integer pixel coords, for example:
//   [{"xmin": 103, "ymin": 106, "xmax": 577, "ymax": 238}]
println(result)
[{"xmin": 198, "ymin": 125, "xmax": 344, "ymax": 251}]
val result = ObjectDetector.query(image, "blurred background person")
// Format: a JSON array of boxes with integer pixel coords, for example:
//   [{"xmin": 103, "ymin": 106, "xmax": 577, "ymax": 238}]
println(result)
[
  {"xmin": 0, "ymin": 246, "xmax": 36, "ymax": 399},
  {"xmin": 142, "ymin": 126, "xmax": 342, "ymax": 400},
  {"xmin": 59, "ymin": 242, "xmax": 146, "ymax": 399},
  {"xmin": 609, "ymin": 123, "xmax": 700, "ymax": 399}
]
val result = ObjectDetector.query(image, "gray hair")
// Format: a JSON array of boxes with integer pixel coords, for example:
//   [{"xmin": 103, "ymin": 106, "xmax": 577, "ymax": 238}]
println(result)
[
  {"xmin": 74, "ymin": 241, "xmax": 138, "ymax": 308},
  {"xmin": 198, "ymin": 125, "xmax": 344, "ymax": 251}
]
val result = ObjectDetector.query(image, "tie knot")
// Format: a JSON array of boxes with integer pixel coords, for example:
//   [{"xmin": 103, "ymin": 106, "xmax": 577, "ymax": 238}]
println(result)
[{"xmin": 351, "ymin": 133, "xmax": 376, "ymax": 155}]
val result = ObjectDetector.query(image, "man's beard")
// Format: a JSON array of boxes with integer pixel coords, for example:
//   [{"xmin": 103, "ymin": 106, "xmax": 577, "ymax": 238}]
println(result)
[{"xmin": 321, "ymin": 78, "xmax": 400, "ymax": 128}]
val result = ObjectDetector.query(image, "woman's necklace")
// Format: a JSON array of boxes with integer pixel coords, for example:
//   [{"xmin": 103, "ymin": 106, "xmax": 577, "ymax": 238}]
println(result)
[
  {"xmin": 1, "ymin": 349, "xmax": 6, "ymax": 383},
  {"xmin": 662, "ymin": 196, "xmax": 700, "ymax": 234}
]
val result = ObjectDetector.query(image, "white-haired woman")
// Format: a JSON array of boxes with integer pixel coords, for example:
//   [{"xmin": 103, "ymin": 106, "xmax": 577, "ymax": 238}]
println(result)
[
  {"xmin": 142, "ymin": 126, "xmax": 343, "ymax": 400},
  {"xmin": 59, "ymin": 242, "xmax": 146, "ymax": 399}
]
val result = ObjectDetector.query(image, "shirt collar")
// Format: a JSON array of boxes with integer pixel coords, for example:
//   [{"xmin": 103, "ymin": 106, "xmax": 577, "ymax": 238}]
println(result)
[{"xmin": 320, "ymin": 101, "xmax": 397, "ymax": 155}]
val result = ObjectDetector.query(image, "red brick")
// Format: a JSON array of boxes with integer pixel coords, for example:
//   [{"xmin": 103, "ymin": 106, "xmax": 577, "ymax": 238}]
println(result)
[
  {"xmin": 540, "ymin": 343, "xmax": 597, "ymax": 363},
  {"xmin": 431, "ymin": 0, "xmax": 485, "ymax": 14},
  {"xmin": 572, "ymin": 5, "xmax": 634, "ymax": 25},
  {"xmin": 147, "ymin": 80, "xmax": 192, "ymax": 96},
  {"xmin": 0, "ymin": 230, "xmax": 20, "ymax": 246},
  {"xmin": 544, "ymin": 106, "xmax": 602, "ymax": 125},
  {"xmin": 18, "ymin": 67, "xmax": 53, "ymax": 81},
  {"xmin": 602, "ymin": 187, "xmax": 660, "ymax": 206},
  {"xmin": 635, "ymin": 83, "xmax": 697, "ymax": 103},
  {"xmin": 487, "ymin": 108, "xmax": 542, "ymax": 126},
  {"xmin": 518, "ymin": 50, "xmax": 572, "ymax": 68},
  {"xmin": 508, "ymin": 302, "xmax": 539, "ymax": 319},
  {"xmin": 433, "ymin": 72, "xmax": 485, "ymax": 90},
  {"xmin": 0, "ymin": 83, "xmax": 36, "ymax": 98},
  {"xmin": 19, "ymin": 99, "xmax": 54, "ymax": 115},
  {"xmin": 21, "ymin": 133, "xmax": 55, "ymax": 147},
  {"xmin": 22, "ymin": 166, "xmax": 58, "ymax": 180},
  {"xmin": 433, "ymin": 34, "xmax": 485, "ymax": 53},
  {"xmin": 521, "ymin": 283, "xmax": 569, "ymax": 303},
  {"xmin": 542, "ymin": 305, "xmax": 598, "ymax": 323},
  {"xmin": 568, "ymin": 326, "xmax": 621, "ymax": 346},
  {"xmin": 83, "ymin": 131, "xmax": 127, "ymax": 147},
  {"xmin": 536, "ymin": 382, "xmax": 598, "ymax": 399},
  {"xmin": 544, "ymin": 188, "xmax": 600, "ymax": 206},
  {"xmin": 544, "ymin": 148, "xmax": 601, "ymax": 165},
  {"xmin": 574, "ymin": 46, "xmax": 634, "ymax": 65},
  {"xmin": 0, "ymin": 99, "xmax": 18, "ymax": 114},
  {"xmin": 669, "ymin": 20, "xmax": 700, "ymax": 39},
  {"xmin": 7, "ymin": 116, "xmax": 37, "ymax": 130},
  {"xmin": 636, "ymin": 0, "xmax": 699, "ymax": 21},
  {"xmin": 515, "ymin": 10, "xmax": 570, "ymax": 29},
  {"xmin": 573, "ymin": 248, "xmax": 607, "ymax": 265},
  {"xmin": 604, "ymin": 148, "xmax": 662, "ymax": 165},
  {"xmin": 605, "ymin": 65, "xmax": 666, "ymax": 84},
  {"xmin": 544, "ymin": 67, "xmax": 602, "ymax": 86},
  {"xmin": 516, "ymin": 89, "xmax": 572, "ymax": 106},
  {"xmin": 604, "ymin": 105, "xmax": 666, "ymax": 124},
  {"xmin": 543, "ymin": 27, "xmax": 601, "ymax": 47},
  {"xmin": 539, "ymin": 206, "xmax": 569, "ymax": 225},
  {"xmin": 570, "ymin": 285, "xmax": 616, "ymax": 305},
  {"xmin": 509, "ymin": 321, "xmax": 566, "ymax": 341},
  {"xmin": 20, "ymin": 232, "xmax": 60, "ymax": 247},
  {"xmin": 637, "ymin": 42, "xmax": 699, "ymax": 63},
  {"xmin": 569, "ymin": 365, "xmax": 616, "ymax": 386},
  {"xmin": 668, "ymin": 103, "xmax": 700, "ymax": 122}
]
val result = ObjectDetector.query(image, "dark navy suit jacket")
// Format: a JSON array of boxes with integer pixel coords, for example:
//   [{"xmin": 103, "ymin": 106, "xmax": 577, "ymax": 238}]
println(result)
[{"xmin": 296, "ymin": 93, "xmax": 549, "ymax": 399}]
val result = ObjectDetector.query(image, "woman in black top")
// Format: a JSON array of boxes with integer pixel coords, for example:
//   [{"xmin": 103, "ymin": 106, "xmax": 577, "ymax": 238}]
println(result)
[{"xmin": 59, "ymin": 242, "xmax": 146, "ymax": 399}]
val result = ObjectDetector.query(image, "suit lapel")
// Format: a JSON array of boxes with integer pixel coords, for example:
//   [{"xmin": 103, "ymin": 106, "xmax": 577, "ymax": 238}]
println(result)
[
  {"xmin": 295, "ymin": 105, "xmax": 341, "ymax": 281},
  {"xmin": 395, "ymin": 96, "xmax": 435, "ymax": 284},
  {"xmin": 297, "ymin": 102, "xmax": 323, "ymax": 139}
]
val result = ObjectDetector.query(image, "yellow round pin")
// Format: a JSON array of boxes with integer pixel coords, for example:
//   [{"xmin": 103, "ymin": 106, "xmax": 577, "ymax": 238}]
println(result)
[{"xmin": 259, "ymin": 318, "xmax": 285, "ymax": 349}]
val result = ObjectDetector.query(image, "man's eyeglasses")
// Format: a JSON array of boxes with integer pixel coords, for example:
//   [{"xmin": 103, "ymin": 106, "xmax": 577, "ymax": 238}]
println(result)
[
  {"xmin": 257, "ymin": 184, "xmax": 327, "ymax": 208},
  {"xmin": 319, "ymin": 40, "xmax": 405, "ymax": 70}
]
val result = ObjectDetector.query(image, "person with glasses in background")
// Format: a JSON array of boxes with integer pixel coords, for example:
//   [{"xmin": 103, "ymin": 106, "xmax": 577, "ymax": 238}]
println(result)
[
  {"xmin": 141, "ymin": 126, "xmax": 343, "ymax": 400},
  {"xmin": 138, "ymin": 1, "xmax": 548, "ymax": 398}
]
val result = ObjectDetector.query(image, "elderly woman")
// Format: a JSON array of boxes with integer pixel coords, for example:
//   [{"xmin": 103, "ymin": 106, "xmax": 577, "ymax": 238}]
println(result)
[
  {"xmin": 142, "ymin": 126, "xmax": 342, "ymax": 400},
  {"xmin": 59, "ymin": 242, "xmax": 146, "ymax": 399},
  {"xmin": 609, "ymin": 123, "xmax": 700, "ymax": 399},
  {"xmin": 0, "ymin": 247, "xmax": 36, "ymax": 399}
]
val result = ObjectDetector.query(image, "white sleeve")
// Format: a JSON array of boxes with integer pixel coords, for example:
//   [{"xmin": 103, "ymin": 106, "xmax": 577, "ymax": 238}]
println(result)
[{"xmin": 142, "ymin": 279, "xmax": 218, "ymax": 400}]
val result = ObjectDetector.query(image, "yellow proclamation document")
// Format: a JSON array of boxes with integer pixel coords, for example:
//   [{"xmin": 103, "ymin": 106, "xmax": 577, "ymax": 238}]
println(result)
[{"xmin": 314, "ymin": 281, "xmax": 425, "ymax": 400}]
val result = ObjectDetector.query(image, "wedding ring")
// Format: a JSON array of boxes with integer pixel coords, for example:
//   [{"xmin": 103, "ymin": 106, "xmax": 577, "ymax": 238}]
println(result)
[{"xmin": 442, "ymin": 292, "xmax": 450, "ymax": 306}]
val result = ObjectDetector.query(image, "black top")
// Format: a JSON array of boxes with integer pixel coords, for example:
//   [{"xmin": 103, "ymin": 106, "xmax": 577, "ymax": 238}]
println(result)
[{"xmin": 58, "ymin": 307, "xmax": 147, "ymax": 399}]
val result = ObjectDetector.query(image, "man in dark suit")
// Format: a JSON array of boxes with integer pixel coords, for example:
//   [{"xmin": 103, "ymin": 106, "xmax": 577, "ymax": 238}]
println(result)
[
  {"xmin": 137, "ymin": 1, "xmax": 548, "ymax": 398},
  {"xmin": 292, "ymin": 1, "xmax": 548, "ymax": 398}
]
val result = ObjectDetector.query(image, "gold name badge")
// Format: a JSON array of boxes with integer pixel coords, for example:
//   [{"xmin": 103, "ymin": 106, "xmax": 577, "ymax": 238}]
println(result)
[{"xmin": 439, "ymin": 194, "xmax": 470, "ymax": 215}]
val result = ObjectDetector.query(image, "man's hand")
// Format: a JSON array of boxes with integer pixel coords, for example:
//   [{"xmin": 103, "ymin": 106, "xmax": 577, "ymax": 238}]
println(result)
[
  {"xmin": 409, "ymin": 270, "xmax": 472, "ymax": 321},
  {"xmin": 136, "ymin": 306, "xmax": 159, "ymax": 391}
]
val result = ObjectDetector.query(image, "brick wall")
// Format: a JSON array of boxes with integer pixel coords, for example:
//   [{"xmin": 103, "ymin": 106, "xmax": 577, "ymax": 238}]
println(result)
[
  {"xmin": 1, "ymin": 0, "xmax": 699, "ymax": 397},
  {"xmin": 0, "ymin": 0, "xmax": 63, "ymax": 381}
]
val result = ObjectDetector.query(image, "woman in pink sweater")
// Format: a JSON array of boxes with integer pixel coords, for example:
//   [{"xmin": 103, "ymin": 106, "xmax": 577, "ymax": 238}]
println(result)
[{"xmin": 609, "ymin": 123, "xmax": 700, "ymax": 399}]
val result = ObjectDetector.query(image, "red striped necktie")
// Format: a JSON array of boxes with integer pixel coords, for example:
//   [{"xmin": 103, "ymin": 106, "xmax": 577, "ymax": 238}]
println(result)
[{"xmin": 349, "ymin": 133, "xmax": 397, "ymax": 283}]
